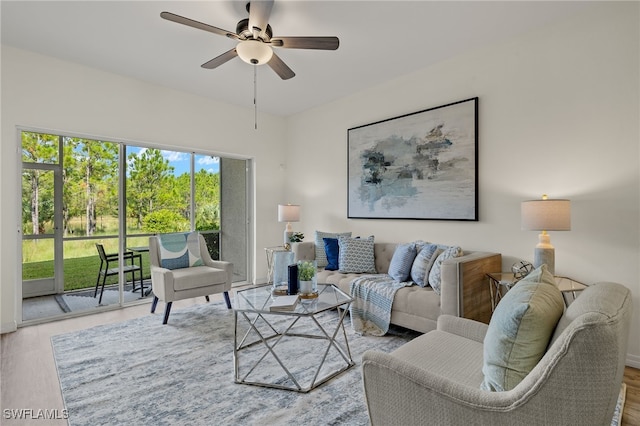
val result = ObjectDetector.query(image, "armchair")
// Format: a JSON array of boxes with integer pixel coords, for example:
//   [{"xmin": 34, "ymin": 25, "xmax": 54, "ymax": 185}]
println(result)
[
  {"xmin": 362, "ymin": 282, "xmax": 632, "ymax": 425},
  {"xmin": 149, "ymin": 233, "xmax": 233, "ymax": 324}
]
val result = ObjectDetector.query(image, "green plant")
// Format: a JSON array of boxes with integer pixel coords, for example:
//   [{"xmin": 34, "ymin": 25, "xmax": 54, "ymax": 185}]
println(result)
[
  {"xmin": 298, "ymin": 260, "xmax": 316, "ymax": 281},
  {"xmin": 289, "ymin": 232, "xmax": 304, "ymax": 243}
]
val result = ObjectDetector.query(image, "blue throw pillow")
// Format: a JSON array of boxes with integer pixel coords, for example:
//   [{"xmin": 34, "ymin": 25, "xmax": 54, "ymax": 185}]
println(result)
[
  {"xmin": 388, "ymin": 242, "xmax": 417, "ymax": 282},
  {"xmin": 410, "ymin": 244, "xmax": 441, "ymax": 287},
  {"xmin": 323, "ymin": 238, "xmax": 339, "ymax": 270}
]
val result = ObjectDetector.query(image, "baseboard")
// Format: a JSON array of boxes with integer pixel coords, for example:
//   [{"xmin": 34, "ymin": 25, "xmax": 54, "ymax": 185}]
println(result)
[
  {"xmin": 626, "ymin": 353, "xmax": 640, "ymax": 369},
  {"xmin": 1, "ymin": 320, "xmax": 18, "ymax": 334}
]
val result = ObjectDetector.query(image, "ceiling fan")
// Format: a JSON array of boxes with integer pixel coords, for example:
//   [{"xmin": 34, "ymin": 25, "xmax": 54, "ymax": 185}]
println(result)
[{"xmin": 161, "ymin": 0, "xmax": 339, "ymax": 80}]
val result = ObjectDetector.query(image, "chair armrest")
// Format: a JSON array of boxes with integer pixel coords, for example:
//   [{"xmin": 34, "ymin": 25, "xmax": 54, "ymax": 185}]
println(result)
[
  {"xmin": 203, "ymin": 258, "xmax": 233, "ymax": 276},
  {"xmin": 362, "ymin": 350, "xmax": 524, "ymax": 425},
  {"xmin": 437, "ymin": 315, "xmax": 488, "ymax": 343}
]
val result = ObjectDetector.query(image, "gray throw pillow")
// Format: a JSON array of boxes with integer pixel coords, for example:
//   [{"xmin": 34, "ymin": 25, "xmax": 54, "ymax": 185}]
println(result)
[
  {"xmin": 480, "ymin": 265, "xmax": 565, "ymax": 392},
  {"xmin": 428, "ymin": 246, "xmax": 462, "ymax": 294},
  {"xmin": 338, "ymin": 235, "xmax": 376, "ymax": 274}
]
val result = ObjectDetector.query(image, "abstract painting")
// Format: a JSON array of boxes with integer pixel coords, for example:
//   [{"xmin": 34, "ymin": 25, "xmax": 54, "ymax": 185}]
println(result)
[{"xmin": 347, "ymin": 98, "xmax": 478, "ymax": 220}]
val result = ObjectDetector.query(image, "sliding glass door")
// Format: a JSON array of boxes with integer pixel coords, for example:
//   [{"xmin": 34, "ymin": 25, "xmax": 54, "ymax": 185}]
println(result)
[{"xmin": 20, "ymin": 129, "xmax": 251, "ymax": 322}]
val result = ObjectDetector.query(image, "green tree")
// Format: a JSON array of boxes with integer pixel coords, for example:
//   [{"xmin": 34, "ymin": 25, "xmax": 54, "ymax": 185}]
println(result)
[
  {"xmin": 194, "ymin": 169, "xmax": 220, "ymax": 230},
  {"xmin": 127, "ymin": 149, "xmax": 174, "ymax": 229},
  {"xmin": 21, "ymin": 132, "xmax": 58, "ymax": 234},
  {"xmin": 68, "ymin": 138, "xmax": 118, "ymax": 236},
  {"xmin": 142, "ymin": 209, "xmax": 189, "ymax": 233}
]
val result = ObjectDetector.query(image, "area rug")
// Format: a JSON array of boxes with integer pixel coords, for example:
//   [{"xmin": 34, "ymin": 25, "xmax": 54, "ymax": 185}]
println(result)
[{"xmin": 51, "ymin": 301, "xmax": 418, "ymax": 425}]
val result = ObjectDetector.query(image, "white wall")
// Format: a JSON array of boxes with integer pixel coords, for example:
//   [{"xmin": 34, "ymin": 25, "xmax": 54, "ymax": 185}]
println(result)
[
  {"xmin": 285, "ymin": 3, "xmax": 640, "ymax": 365},
  {"xmin": 2, "ymin": 2, "xmax": 639, "ymax": 367},
  {"xmin": 0, "ymin": 46, "xmax": 288, "ymax": 332}
]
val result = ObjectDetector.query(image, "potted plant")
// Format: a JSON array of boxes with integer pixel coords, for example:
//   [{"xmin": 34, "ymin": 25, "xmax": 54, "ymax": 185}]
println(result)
[
  {"xmin": 289, "ymin": 232, "xmax": 304, "ymax": 243},
  {"xmin": 297, "ymin": 260, "xmax": 317, "ymax": 297}
]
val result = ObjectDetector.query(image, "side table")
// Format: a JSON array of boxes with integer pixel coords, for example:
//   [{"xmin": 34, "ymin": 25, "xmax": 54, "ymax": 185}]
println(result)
[
  {"xmin": 264, "ymin": 246, "xmax": 290, "ymax": 284},
  {"xmin": 486, "ymin": 272, "xmax": 516, "ymax": 311},
  {"xmin": 486, "ymin": 272, "xmax": 587, "ymax": 310}
]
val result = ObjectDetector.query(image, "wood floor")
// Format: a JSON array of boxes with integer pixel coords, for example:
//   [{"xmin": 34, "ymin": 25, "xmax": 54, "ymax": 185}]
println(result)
[{"xmin": 1, "ymin": 295, "xmax": 639, "ymax": 425}]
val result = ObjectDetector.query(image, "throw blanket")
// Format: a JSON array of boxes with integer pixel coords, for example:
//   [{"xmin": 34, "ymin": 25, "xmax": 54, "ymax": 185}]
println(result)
[{"xmin": 350, "ymin": 275, "xmax": 411, "ymax": 336}]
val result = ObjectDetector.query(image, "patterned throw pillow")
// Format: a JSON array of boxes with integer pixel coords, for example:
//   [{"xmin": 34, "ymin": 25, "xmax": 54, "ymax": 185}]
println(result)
[
  {"xmin": 428, "ymin": 245, "xmax": 463, "ymax": 294},
  {"xmin": 481, "ymin": 265, "xmax": 564, "ymax": 391},
  {"xmin": 388, "ymin": 242, "xmax": 417, "ymax": 282},
  {"xmin": 314, "ymin": 231, "xmax": 352, "ymax": 268},
  {"xmin": 338, "ymin": 236, "xmax": 376, "ymax": 274},
  {"xmin": 410, "ymin": 244, "xmax": 442, "ymax": 287},
  {"xmin": 158, "ymin": 232, "xmax": 204, "ymax": 270},
  {"xmin": 323, "ymin": 238, "xmax": 340, "ymax": 271}
]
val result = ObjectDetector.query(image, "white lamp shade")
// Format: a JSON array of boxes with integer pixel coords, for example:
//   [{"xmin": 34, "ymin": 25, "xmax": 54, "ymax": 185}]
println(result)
[
  {"xmin": 236, "ymin": 40, "xmax": 273, "ymax": 65},
  {"xmin": 278, "ymin": 204, "xmax": 300, "ymax": 223},
  {"xmin": 521, "ymin": 199, "xmax": 571, "ymax": 231}
]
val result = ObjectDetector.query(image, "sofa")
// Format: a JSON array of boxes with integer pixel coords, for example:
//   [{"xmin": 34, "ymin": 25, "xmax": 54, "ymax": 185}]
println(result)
[
  {"xmin": 361, "ymin": 280, "xmax": 632, "ymax": 425},
  {"xmin": 292, "ymin": 239, "xmax": 501, "ymax": 333}
]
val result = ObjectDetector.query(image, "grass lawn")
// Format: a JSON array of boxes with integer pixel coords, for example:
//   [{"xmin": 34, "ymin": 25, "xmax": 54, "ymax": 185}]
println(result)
[{"xmin": 23, "ymin": 255, "xmax": 151, "ymax": 291}]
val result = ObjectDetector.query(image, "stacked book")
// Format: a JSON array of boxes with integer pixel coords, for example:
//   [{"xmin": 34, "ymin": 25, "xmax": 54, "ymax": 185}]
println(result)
[{"xmin": 269, "ymin": 295, "xmax": 299, "ymax": 311}]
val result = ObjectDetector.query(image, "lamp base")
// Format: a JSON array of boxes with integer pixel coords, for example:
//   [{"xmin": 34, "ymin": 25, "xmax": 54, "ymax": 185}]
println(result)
[{"xmin": 534, "ymin": 247, "xmax": 555, "ymax": 275}]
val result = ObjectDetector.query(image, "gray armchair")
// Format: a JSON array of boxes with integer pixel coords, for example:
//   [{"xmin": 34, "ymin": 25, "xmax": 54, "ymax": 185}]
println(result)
[
  {"xmin": 362, "ymin": 282, "xmax": 632, "ymax": 425},
  {"xmin": 149, "ymin": 233, "xmax": 232, "ymax": 324}
]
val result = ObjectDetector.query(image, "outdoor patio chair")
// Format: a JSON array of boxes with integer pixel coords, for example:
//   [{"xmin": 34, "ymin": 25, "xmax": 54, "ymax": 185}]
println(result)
[{"xmin": 94, "ymin": 244, "xmax": 143, "ymax": 304}]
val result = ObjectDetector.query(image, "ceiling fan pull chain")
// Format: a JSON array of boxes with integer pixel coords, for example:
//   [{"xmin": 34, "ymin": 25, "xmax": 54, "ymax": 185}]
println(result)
[{"xmin": 254, "ymin": 64, "xmax": 258, "ymax": 130}]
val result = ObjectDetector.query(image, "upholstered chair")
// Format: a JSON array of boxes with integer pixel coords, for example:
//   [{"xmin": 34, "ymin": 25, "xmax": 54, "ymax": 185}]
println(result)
[
  {"xmin": 149, "ymin": 233, "xmax": 232, "ymax": 324},
  {"xmin": 362, "ymin": 281, "xmax": 632, "ymax": 425}
]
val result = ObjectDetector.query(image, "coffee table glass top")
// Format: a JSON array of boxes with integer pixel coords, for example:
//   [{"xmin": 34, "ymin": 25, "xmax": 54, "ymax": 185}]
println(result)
[{"xmin": 234, "ymin": 283, "xmax": 351, "ymax": 315}]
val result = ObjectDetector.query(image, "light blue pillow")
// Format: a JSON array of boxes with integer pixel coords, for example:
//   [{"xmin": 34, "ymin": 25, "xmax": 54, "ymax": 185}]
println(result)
[
  {"xmin": 481, "ymin": 265, "xmax": 565, "ymax": 392},
  {"xmin": 315, "ymin": 231, "xmax": 352, "ymax": 268},
  {"xmin": 158, "ymin": 232, "xmax": 204, "ymax": 270},
  {"xmin": 388, "ymin": 243, "xmax": 417, "ymax": 282},
  {"xmin": 338, "ymin": 235, "xmax": 376, "ymax": 274},
  {"xmin": 428, "ymin": 246, "xmax": 462, "ymax": 295},
  {"xmin": 410, "ymin": 244, "xmax": 441, "ymax": 287}
]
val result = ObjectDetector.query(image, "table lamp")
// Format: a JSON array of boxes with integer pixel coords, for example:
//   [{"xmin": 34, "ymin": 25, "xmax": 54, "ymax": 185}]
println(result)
[
  {"xmin": 521, "ymin": 195, "xmax": 571, "ymax": 275},
  {"xmin": 278, "ymin": 204, "xmax": 300, "ymax": 248}
]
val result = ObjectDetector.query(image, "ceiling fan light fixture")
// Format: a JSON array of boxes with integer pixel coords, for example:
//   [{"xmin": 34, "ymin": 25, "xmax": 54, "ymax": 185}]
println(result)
[{"xmin": 236, "ymin": 40, "xmax": 273, "ymax": 65}]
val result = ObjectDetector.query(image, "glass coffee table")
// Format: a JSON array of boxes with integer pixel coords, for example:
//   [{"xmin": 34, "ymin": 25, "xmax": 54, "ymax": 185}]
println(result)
[{"xmin": 233, "ymin": 283, "xmax": 354, "ymax": 393}]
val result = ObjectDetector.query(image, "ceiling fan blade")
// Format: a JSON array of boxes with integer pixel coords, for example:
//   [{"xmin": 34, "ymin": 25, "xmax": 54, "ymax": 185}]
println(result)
[
  {"xmin": 267, "ymin": 52, "xmax": 295, "ymax": 80},
  {"xmin": 271, "ymin": 36, "xmax": 339, "ymax": 50},
  {"xmin": 201, "ymin": 49, "xmax": 238, "ymax": 69},
  {"xmin": 161, "ymin": 11, "xmax": 239, "ymax": 40},
  {"xmin": 248, "ymin": 0, "xmax": 274, "ymax": 39}
]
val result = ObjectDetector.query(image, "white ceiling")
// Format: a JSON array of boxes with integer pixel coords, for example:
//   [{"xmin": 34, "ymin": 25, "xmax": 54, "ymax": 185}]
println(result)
[{"xmin": 1, "ymin": 1, "xmax": 592, "ymax": 117}]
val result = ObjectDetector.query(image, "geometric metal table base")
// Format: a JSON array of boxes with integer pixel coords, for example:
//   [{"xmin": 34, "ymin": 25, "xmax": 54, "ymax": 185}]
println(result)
[{"xmin": 233, "ymin": 284, "xmax": 354, "ymax": 393}]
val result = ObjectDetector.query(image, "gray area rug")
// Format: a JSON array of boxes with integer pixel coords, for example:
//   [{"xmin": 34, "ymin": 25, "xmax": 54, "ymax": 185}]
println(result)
[{"xmin": 51, "ymin": 300, "xmax": 418, "ymax": 425}]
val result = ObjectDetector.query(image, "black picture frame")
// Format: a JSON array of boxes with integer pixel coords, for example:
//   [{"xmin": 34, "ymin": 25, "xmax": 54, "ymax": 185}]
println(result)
[{"xmin": 347, "ymin": 97, "xmax": 478, "ymax": 220}]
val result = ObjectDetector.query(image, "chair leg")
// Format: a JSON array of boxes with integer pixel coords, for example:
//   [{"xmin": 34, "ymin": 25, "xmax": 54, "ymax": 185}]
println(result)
[
  {"xmin": 98, "ymin": 275, "xmax": 108, "ymax": 304},
  {"xmin": 94, "ymin": 273, "xmax": 101, "ymax": 298},
  {"xmin": 151, "ymin": 296, "xmax": 159, "ymax": 313},
  {"xmin": 162, "ymin": 302, "xmax": 173, "ymax": 325},
  {"xmin": 205, "ymin": 295, "xmax": 210, "ymax": 302},
  {"xmin": 224, "ymin": 291, "xmax": 232, "ymax": 309}
]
